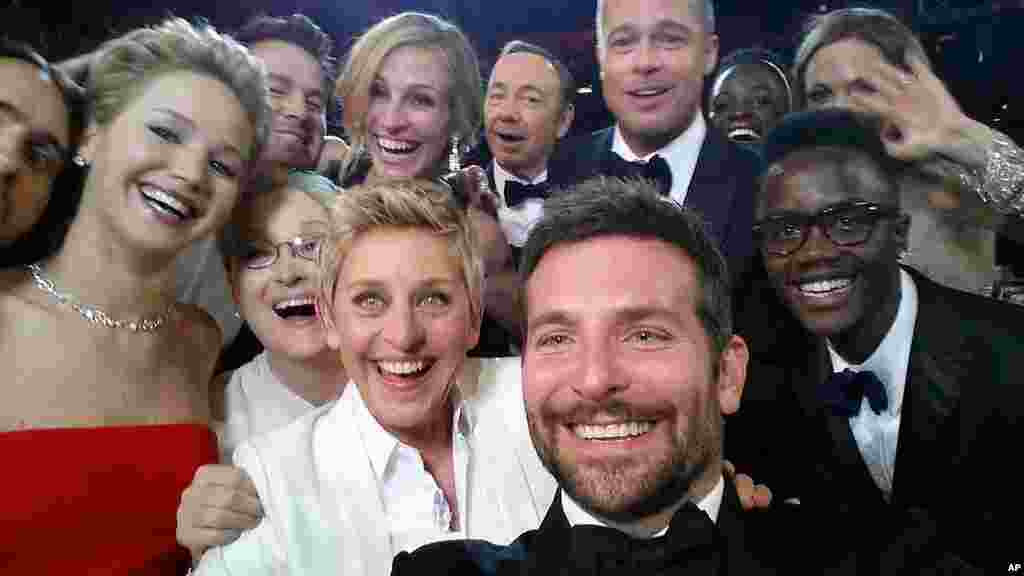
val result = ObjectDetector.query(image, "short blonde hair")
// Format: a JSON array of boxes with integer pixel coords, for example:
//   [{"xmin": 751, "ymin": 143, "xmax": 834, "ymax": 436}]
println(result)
[
  {"xmin": 88, "ymin": 17, "xmax": 271, "ymax": 160},
  {"xmin": 318, "ymin": 179, "xmax": 483, "ymax": 327},
  {"xmin": 336, "ymin": 12, "xmax": 482, "ymax": 155}
]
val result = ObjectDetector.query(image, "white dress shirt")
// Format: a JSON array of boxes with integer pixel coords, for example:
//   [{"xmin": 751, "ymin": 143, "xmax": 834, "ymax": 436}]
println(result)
[
  {"xmin": 353, "ymin": 383, "xmax": 473, "ymax": 554},
  {"xmin": 611, "ymin": 112, "xmax": 707, "ymax": 206},
  {"xmin": 492, "ymin": 161, "xmax": 548, "ymax": 248},
  {"xmin": 562, "ymin": 475, "xmax": 725, "ymax": 538},
  {"xmin": 218, "ymin": 352, "xmax": 316, "ymax": 462},
  {"xmin": 827, "ymin": 269, "xmax": 919, "ymax": 498}
]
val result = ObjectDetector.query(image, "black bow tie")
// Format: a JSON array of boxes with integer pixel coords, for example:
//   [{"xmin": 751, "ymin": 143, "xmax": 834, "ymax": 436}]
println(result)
[
  {"xmin": 600, "ymin": 151, "xmax": 673, "ymax": 196},
  {"xmin": 566, "ymin": 501, "xmax": 718, "ymax": 574},
  {"xmin": 503, "ymin": 180, "xmax": 550, "ymax": 208},
  {"xmin": 819, "ymin": 368, "xmax": 888, "ymax": 417}
]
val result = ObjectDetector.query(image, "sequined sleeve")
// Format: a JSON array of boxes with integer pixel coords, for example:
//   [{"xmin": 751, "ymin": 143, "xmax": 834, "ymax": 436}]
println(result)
[{"xmin": 959, "ymin": 128, "xmax": 1024, "ymax": 216}]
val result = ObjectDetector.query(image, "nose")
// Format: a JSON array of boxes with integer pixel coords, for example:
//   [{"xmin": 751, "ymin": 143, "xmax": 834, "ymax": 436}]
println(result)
[
  {"xmin": 378, "ymin": 98, "xmax": 410, "ymax": 135},
  {"xmin": 381, "ymin": 300, "xmax": 427, "ymax": 352},
  {"xmin": 279, "ymin": 89, "xmax": 306, "ymax": 120},
  {"xmin": 571, "ymin": 336, "xmax": 625, "ymax": 402},
  {"xmin": 632, "ymin": 37, "xmax": 662, "ymax": 75},
  {"xmin": 172, "ymin": 144, "xmax": 208, "ymax": 191},
  {"xmin": 271, "ymin": 248, "xmax": 308, "ymax": 287},
  {"xmin": 793, "ymin": 223, "xmax": 839, "ymax": 263},
  {"xmin": 495, "ymin": 97, "xmax": 521, "ymax": 123}
]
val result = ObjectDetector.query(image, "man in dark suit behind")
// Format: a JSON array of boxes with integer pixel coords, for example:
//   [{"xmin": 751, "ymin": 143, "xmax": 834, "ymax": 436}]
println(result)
[
  {"xmin": 470, "ymin": 40, "xmax": 576, "ymax": 356},
  {"xmin": 730, "ymin": 108, "xmax": 1022, "ymax": 573},
  {"xmin": 393, "ymin": 178, "xmax": 858, "ymax": 575},
  {"xmin": 555, "ymin": 0, "xmax": 758, "ymax": 265}
]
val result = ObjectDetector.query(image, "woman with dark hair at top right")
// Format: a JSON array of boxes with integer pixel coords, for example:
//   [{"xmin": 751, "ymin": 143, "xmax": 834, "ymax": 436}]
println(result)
[{"xmin": 792, "ymin": 7, "xmax": 1023, "ymax": 294}]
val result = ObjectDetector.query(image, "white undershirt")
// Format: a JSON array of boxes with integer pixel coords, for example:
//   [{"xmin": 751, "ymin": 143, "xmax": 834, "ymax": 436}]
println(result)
[
  {"xmin": 352, "ymin": 384, "xmax": 473, "ymax": 554},
  {"xmin": 827, "ymin": 269, "xmax": 918, "ymax": 498},
  {"xmin": 611, "ymin": 112, "xmax": 707, "ymax": 205},
  {"xmin": 562, "ymin": 474, "xmax": 725, "ymax": 538},
  {"xmin": 492, "ymin": 160, "xmax": 548, "ymax": 248}
]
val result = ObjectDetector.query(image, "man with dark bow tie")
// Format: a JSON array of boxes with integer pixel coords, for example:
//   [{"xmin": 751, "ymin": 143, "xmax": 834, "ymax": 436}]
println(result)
[
  {"xmin": 392, "ymin": 178, "xmax": 860, "ymax": 575},
  {"xmin": 555, "ymin": 0, "xmax": 757, "ymax": 265},
  {"xmin": 729, "ymin": 108, "xmax": 1020, "ymax": 573},
  {"xmin": 470, "ymin": 40, "xmax": 575, "ymax": 355}
]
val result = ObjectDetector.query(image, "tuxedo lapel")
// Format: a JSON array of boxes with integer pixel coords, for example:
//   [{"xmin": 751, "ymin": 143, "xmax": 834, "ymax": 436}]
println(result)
[
  {"xmin": 889, "ymin": 270, "xmax": 964, "ymax": 506},
  {"xmin": 686, "ymin": 129, "xmax": 731, "ymax": 236}
]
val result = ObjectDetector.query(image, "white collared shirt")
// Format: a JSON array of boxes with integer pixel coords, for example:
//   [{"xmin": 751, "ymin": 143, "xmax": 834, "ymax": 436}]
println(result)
[
  {"xmin": 492, "ymin": 161, "xmax": 548, "ymax": 248},
  {"xmin": 352, "ymin": 383, "xmax": 474, "ymax": 554},
  {"xmin": 610, "ymin": 112, "xmax": 707, "ymax": 205},
  {"xmin": 219, "ymin": 352, "xmax": 315, "ymax": 462},
  {"xmin": 827, "ymin": 269, "xmax": 919, "ymax": 498},
  {"xmin": 562, "ymin": 474, "xmax": 725, "ymax": 538}
]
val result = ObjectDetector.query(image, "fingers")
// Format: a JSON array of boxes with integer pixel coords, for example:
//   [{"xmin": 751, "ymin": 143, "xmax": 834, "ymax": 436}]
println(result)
[
  {"xmin": 734, "ymin": 473, "xmax": 757, "ymax": 510},
  {"xmin": 183, "ymin": 482, "xmax": 264, "ymax": 522},
  {"xmin": 193, "ymin": 464, "xmax": 260, "ymax": 497},
  {"xmin": 752, "ymin": 483, "xmax": 773, "ymax": 508}
]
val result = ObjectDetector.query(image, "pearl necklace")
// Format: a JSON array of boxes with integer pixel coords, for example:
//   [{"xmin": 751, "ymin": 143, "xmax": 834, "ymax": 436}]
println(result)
[{"xmin": 26, "ymin": 263, "xmax": 174, "ymax": 333}]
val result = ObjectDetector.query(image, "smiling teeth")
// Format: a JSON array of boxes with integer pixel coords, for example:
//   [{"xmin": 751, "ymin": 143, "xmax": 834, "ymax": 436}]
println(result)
[
  {"xmin": 273, "ymin": 297, "xmax": 315, "ymax": 311},
  {"xmin": 378, "ymin": 137, "xmax": 417, "ymax": 153},
  {"xmin": 141, "ymin": 185, "xmax": 192, "ymax": 218},
  {"xmin": 799, "ymin": 278, "xmax": 853, "ymax": 294},
  {"xmin": 728, "ymin": 127, "xmax": 760, "ymax": 141},
  {"xmin": 379, "ymin": 360, "xmax": 428, "ymax": 375},
  {"xmin": 573, "ymin": 421, "xmax": 653, "ymax": 440}
]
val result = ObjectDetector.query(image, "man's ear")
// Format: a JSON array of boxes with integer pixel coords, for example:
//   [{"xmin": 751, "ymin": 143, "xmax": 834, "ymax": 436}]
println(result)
[
  {"xmin": 556, "ymin": 103, "xmax": 575, "ymax": 140},
  {"xmin": 77, "ymin": 122, "xmax": 100, "ymax": 165},
  {"xmin": 717, "ymin": 335, "xmax": 749, "ymax": 416},
  {"xmin": 703, "ymin": 33, "xmax": 720, "ymax": 76}
]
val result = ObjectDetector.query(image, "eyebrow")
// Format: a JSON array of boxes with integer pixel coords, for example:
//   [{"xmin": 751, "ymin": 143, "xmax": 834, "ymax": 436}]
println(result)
[
  {"xmin": 0, "ymin": 100, "xmax": 67, "ymax": 155},
  {"xmin": 374, "ymin": 75, "xmax": 444, "ymax": 95},
  {"xmin": 269, "ymin": 73, "xmax": 323, "ymax": 99},
  {"xmin": 528, "ymin": 305, "xmax": 677, "ymax": 332},
  {"xmin": 154, "ymin": 107, "xmax": 243, "ymax": 159}
]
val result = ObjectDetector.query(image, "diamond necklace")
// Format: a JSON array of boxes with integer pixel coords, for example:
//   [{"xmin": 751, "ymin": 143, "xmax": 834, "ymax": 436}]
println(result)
[{"xmin": 26, "ymin": 263, "xmax": 175, "ymax": 332}]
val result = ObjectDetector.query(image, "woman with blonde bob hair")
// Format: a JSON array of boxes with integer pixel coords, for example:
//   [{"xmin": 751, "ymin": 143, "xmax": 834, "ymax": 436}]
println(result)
[
  {"xmin": 194, "ymin": 179, "xmax": 553, "ymax": 575},
  {"xmin": 0, "ymin": 17, "xmax": 268, "ymax": 574}
]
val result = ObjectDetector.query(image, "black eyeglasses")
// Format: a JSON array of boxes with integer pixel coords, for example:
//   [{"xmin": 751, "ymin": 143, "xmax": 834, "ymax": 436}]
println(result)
[
  {"xmin": 242, "ymin": 235, "xmax": 324, "ymax": 270},
  {"xmin": 753, "ymin": 201, "xmax": 902, "ymax": 257}
]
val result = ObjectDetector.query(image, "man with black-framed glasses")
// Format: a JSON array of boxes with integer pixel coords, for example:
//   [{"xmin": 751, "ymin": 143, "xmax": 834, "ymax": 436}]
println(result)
[{"xmin": 731, "ymin": 108, "xmax": 1022, "ymax": 573}]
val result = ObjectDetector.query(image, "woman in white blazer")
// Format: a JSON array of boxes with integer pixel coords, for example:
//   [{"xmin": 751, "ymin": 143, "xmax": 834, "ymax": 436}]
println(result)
[{"xmin": 194, "ymin": 178, "xmax": 555, "ymax": 574}]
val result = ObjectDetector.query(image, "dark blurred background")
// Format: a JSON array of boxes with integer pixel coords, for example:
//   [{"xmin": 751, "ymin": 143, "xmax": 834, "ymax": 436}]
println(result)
[
  {"xmin": 6, "ymin": 0, "xmax": 1024, "ymax": 268},
  {"xmin": 6, "ymin": 0, "xmax": 1021, "ymax": 139}
]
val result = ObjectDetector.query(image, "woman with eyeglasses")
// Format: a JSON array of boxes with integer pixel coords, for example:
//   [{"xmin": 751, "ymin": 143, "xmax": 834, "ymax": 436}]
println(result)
[{"xmin": 0, "ymin": 18, "xmax": 269, "ymax": 574}]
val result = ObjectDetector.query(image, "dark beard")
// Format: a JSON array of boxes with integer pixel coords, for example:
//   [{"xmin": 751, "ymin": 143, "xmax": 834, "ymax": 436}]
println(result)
[{"xmin": 527, "ymin": 407, "xmax": 721, "ymax": 523}]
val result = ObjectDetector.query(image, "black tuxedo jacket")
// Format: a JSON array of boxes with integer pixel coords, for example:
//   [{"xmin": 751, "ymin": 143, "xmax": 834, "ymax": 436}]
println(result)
[
  {"xmin": 390, "ymin": 480, "xmax": 873, "ymax": 575},
  {"xmin": 553, "ymin": 125, "xmax": 759, "ymax": 268},
  {"xmin": 729, "ymin": 267, "xmax": 1022, "ymax": 573}
]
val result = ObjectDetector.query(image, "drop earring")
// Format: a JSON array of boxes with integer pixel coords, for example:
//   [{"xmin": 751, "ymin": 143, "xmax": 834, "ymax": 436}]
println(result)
[
  {"xmin": 72, "ymin": 155, "xmax": 88, "ymax": 167},
  {"xmin": 448, "ymin": 136, "xmax": 462, "ymax": 173}
]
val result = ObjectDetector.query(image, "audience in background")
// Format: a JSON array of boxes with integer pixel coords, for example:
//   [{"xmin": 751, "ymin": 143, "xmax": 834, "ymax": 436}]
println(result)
[{"xmin": 0, "ymin": 18, "xmax": 268, "ymax": 573}]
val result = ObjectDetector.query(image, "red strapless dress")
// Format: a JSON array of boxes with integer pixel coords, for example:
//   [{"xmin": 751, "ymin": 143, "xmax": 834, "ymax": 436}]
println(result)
[{"xmin": 0, "ymin": 423, "xmax": 218, "ymax": 575}]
